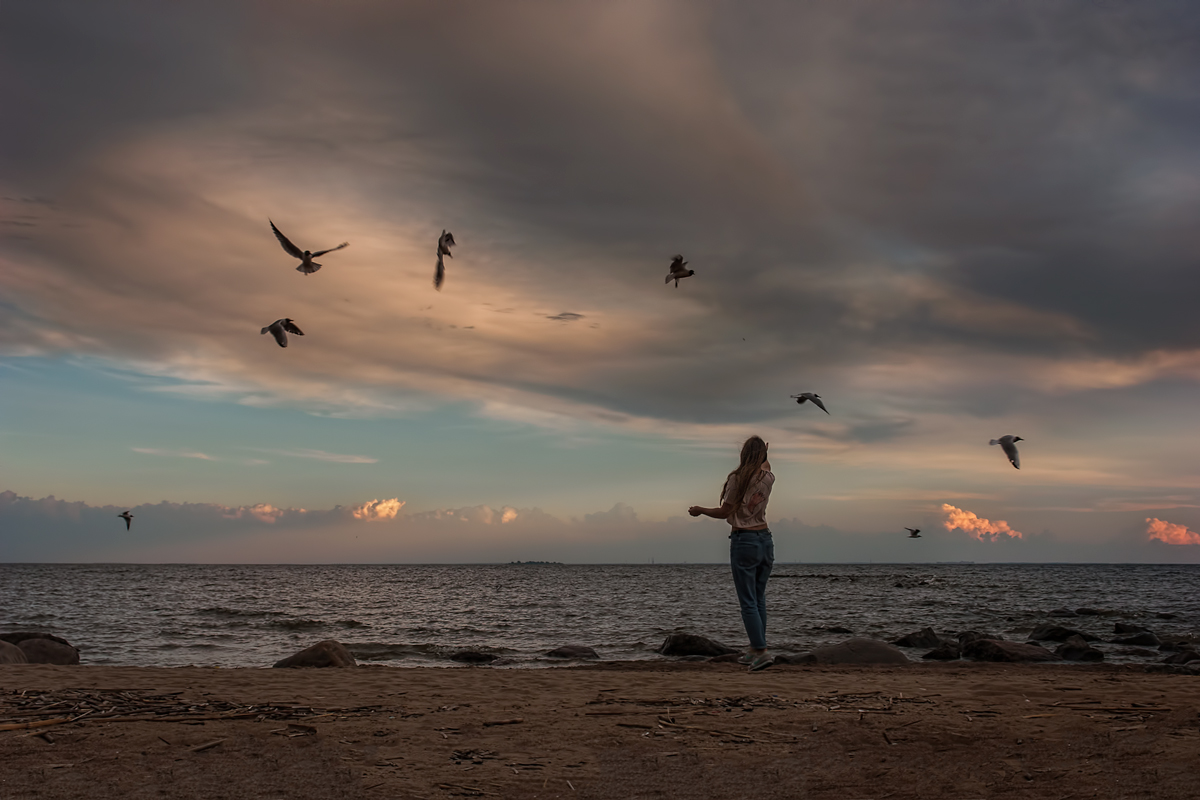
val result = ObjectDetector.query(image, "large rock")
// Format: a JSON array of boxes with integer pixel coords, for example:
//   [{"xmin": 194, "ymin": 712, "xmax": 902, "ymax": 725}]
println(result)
[
  {"xmin": 789, "ymin": 638, "xmax": 910, "ymax": 666},
  {"xmin": 892, "ymin": 627, "xmax": 942, "ymax": 648},
  {"xmin": 1111, "ymin": 632, "xmax": 1160, "ymax": 647},
  {"xmin": 957, "ymin": 631, "xmax": 1003, "ymax": 646},
  {"xmin": 0, "ymin": 641, "xmax": 28, "ymax": 664},
  {"xmin": 449, "ymin": 650, "xmax": 498, "ymax": 664},
  {"xmin": 1115, "ymin": 648, "xmax": 1158, "ymax": 658},
  {"xmin": 0, "ymin": 632, "xmax": 79, "ymax": 665},
  {"xmin": 1029, "ymin": 624, "xmax": 1099, "ymax": 643},
  {"xmin": 922, "ymin": 643, "xmax": 961, "ymax": 661},
  {"xmin": 272, "ymin": 640, "xmax": 357, "ymax": 668},
  {"xmin": 1163, "ymin": 651, "xmax": 1200, "ymax": 665},
  {"xmin": 545, "ymin": 645, "xmax": 599, "ymax": 660},
  {"xmin": 963, "ymin": 639, "xmax": 1060, "ymax": 663},
  {"xmin": 658, "ymin": 633, "xmax": 737, "ymax": 658},
  {"xmin": 1055, "ymin": 635, "xmax": 1104, "ymax": 662}
]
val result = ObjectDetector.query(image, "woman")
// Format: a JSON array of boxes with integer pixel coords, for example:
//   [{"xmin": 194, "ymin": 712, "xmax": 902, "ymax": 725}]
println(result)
[{"xmin": 689, "ymin": 435, "xmax": 775, "ymax": 672}]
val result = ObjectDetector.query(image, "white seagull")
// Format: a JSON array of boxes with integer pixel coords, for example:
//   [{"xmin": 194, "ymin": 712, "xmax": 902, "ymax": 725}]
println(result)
[
  {"xmin": 118, "ymin": 511, "xmax": 134, "ymax": 530},
  {"xmin": 665, "ymin": 255, "xmax": 694, "ymax": 288},
  {"xmin": 790, "ymin": 392, "xmax": 829, "ymax": 414},
  {"xmin": 905, "ymin": 527, "xmax": 921, "ymax": 538},
  {"xmin": 269, "ymin": 220, "xmax": 348, "ymax": 275},
  {"xmin": 990, "ymin": 435, "xmax": 1023, "ymax": 469},
  {"xmin": 262, "ymin": 318, "xmax": 305, "ymax": 348},
  {"xmin": 434, "ymin": 230, "xmax": 456, "ymax": 290}
]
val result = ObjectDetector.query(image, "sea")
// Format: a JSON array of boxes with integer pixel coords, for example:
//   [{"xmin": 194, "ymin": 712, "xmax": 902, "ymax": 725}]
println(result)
[{"xmin": 1, "ymin": 563, "xmax": 1196, "ymax": 668}]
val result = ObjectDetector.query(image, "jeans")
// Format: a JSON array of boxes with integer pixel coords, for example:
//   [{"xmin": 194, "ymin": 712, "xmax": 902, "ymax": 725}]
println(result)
[{"xmin": 730, "ymin": 529, "xmax": 774, "ymax": 650}]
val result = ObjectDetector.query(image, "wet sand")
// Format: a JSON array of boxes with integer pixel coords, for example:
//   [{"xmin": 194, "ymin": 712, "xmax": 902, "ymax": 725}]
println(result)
[{"xmin": 2, "ymin": 661, "xmax": 1198, "ymax": 799}]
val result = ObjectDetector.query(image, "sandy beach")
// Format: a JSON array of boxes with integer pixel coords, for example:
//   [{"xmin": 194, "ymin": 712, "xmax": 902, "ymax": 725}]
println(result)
[{"xmin": 2, "ymin": 662, "xmax": 1197, "ymax": 799}]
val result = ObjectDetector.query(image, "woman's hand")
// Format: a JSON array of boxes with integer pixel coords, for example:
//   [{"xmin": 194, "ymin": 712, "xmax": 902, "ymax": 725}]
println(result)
[
  {"xmin": 688, "ymin": 506, "xmax": 703, "ymax": 517},
  {"xmin": 747, "ymin": 491, "xmax": 765, "ymax": 510}
]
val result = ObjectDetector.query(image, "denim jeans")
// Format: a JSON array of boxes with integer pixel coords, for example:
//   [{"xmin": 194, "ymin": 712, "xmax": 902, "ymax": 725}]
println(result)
[{"xmin": 730, "ymin": 529, "xmax": 774, "ymax": 650}]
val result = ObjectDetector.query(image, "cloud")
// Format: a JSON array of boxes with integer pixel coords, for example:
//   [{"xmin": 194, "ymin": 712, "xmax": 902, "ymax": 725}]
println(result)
[
  {"xmin": 349, "ymin": 498, "xmax": 404, "ymax": 521},
  {"xmin": 941, "ymin": 503, "xmax": 1023, "ymax": 542},
  {"xmin": 581, "ymin": 503, "xmax": 639, "ymax": 525},
  {"xmin": 546, "ymin": 312, "xmax": 584, "ymax": 322},
  {"xmin": 131, "ymin": 447, "xmax": 216, "ymax": 461},
  {"xmin": 251, "ymin": 449, "xmax": 379, "ymax": 464},
  {"xmin": 1145, "ymin": 517, "xmax": 1200, "ymax": 546}
]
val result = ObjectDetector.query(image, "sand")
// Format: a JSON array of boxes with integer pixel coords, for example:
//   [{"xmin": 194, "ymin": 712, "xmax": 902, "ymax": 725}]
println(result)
[{"xmin": 2, "ymin": 661, "xmax": 1198, "ymax": 799}]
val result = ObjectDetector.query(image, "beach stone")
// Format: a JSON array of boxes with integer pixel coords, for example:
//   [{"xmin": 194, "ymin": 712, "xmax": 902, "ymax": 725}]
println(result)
[
  {"xmin": 1113, "ymin": 622, "xmax": 1150, "ymax": 634},
  {"xmin": 792, "ymin": 638, "xmax": 910, "ymax": 666},
  {"xmin": 1055, "ymin": 635, "xmax": 1104, "ymax": 662},
  {"xmin": 545, "ymin": 645, "xmax": 599, "ymax": 660},
  {"xmin": 1163, "ymin": 650, "xmax": 1200, "ymax": 665},
  {"xmin": 922, "ymin": 643, "xmax": 961, "ymax": 661},
  {"xmin": 1158, "ymin": 640, "xmax": 1197, "ymax": 652},
  {"xmin": 0, "ymin": 640, "xmax": 28, "ymax": 664},
  {"xmin": 1111, "ymin": 632, "xmax": 1160, "ymax": 647},
  {"xmin": 658, "ymin": 633, "xmax": 737, "ymax": 658},
  {"xmin": 963, "ymin": 639, "xmax": 1060, "ymax": 663},
  {"xmin": 1115, "ymin": 648, "xmax": 1158, "ymax": 658},
  {"xmin": 272, "ymin": 639, "xmax": 357, "ymax": 668},
  {"xmin": 1048, "ymin": 608, "xmax": 1077, "ymax": 617},
  {"xmin": 15, "ymin": 638, "xmax": 80, "ymax": 665},
  {"xmin": 956, "ymin": 631, "xmax": 1003, "ymax": 646},
  {"xmin": 1029, "ymin": 624, "xmax": 1098, "ymax": 643},
  {"xmin": 449, "ymin": 650, "xmax": 498, "ymax": 664},
  {"xmin": 892, "ymin": 627, "xmax": 942, "ymax": 648}
]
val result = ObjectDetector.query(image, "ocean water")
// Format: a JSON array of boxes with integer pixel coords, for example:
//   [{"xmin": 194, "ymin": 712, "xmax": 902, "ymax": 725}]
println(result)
[{"xmin": 0, "ymin": 563, "xmax": 1196, "ymax": 667}]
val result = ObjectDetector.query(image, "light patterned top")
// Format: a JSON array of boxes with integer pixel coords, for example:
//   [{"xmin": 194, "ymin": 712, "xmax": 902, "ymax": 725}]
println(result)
[{"xmin": 721, "ymin": 468, "xmax": 775, "ymax": 530}]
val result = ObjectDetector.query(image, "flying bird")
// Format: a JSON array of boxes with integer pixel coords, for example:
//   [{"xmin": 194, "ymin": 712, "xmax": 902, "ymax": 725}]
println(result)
[
  {"xmin": 269, "ymin": 220, "xmax": 348, "ymax": 275},
  {"xmin": 118, "ymin": 511, "xmax": 134, "ymax": 530},
  {"xmin": 905, "ymin": 527, "xmax": 921, "ymax": 538},
  {"xmin": 262, "ymin": 318, "xmax": 305, "ymax": 348},
  {"xmin": 665, "ymin": 255, "xmax": 694, "ymax": 288},
  {"xmin": 790, "ymin": 392, "xmax": 829, "ymax": 414},
  {"xmin": 990, "ymin": 435, "xmax": 1023, "ymax": 469},
  {"xmin": 434, "ymin": 230, "xmax": 456, "ymax": 290}
]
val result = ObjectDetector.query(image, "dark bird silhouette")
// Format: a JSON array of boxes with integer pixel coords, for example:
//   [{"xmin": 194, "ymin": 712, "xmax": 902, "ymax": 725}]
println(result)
[
  {"xmin": 790, "ymin": 392, "xmax": 829, "ymax": 414},
  {"xmin": 269, "ymin": 220, "xmax": 348, "ymax": 275},
  {"xmin": 118, "ymin": 511, "xmax": 134, "ymax": 530},
  {"xmin": 906, "ymin": 527, "xmax": 921, "ymax": 538},
  {"xmin": 665, "ymin": 255, "xmax": 694, "ymax": 288},
  {"xmin": 990, "ymin": 435, "xmax": 1023, "ymax": 469},
  {"xmin": 434, "ymin": 230, "xmax": 456, "ymax": 290},
  {"xmin": 262, "ymin": 318, "xmax": 304, "ymax": 348}
]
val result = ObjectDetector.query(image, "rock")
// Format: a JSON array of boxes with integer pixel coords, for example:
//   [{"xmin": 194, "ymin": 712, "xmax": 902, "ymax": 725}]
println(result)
[
  {"xmin": 1115, "ymin": 648, "xmax": 1158, "ymax": 658},
  {"xmin": 792, "ymin": 638, "xmax": 910, "ymax": 666},
  {"xmin": 824, "ymin": 626, "xmax": 854, "ymax": 634},
  {"xmin": 922, "ymin": 643, "xmax": 961, "ymax": 661},
  {"xmin": 1048, "ymin": 608, "xmax": 1077, "ymax": 617},
  {"xmin": 892, "ymin": 627, "xmax": 942, "ymax": 648},
  {"xmin": 1028, "ymin": 624, "xmax": 1099, "ymax": 643},
  {"xmin": 449, "ymin": 650, "xmax": 498, "ymax": 665},
  {"xmin": 0, "ymin": 632, "xmax": 79, "ymax": 665},
  {"xmin": 272, "ymin": 640, "xmax": 357, "ymax": 668},
  {"xmin": 956, "ymin": 631, "xmax": 1003, "ymax": 646},
  {"xmin": 658, "ymin": 633, "xmax": 737, "ymax": 658},
  {"xmin": 1154, "ymin": 612, "xmax": 1177, "ymax": 620},
  {"xmin": 1074, "ymin": 608, "xmax": 1114, "ymax": 616},
  {"xmin": 1113, "ymin": 623, "xmax": 1149, "ymax": 634},
  {"xmin": 16, "ymin": 638, "xmax": 80, "ymax": 665},
  {"xmin": 0, "ymin": 641, "xmax": 28, "ymax": 664},
  {"xmin": 545, "ymin": 645, "xmax": 599, "ymax": 660},
  {"xmin": 1163, "ymin": 650, "xmax": 1200, "ymax": 665},
  {"xmin": 1111, "ymin": 632, "xmax": 1160, "ymax": 647},
  {"xmin": 963, "ymin": 639, "xmax": 1060, "ymax": 663},
  {"xmin": 1159, "ymin": 640, "xmax": 1197, "ymax": 653},
  {"xmin": 1055, "ymin": 635, "xmax": 1104, "ymax": 662}
]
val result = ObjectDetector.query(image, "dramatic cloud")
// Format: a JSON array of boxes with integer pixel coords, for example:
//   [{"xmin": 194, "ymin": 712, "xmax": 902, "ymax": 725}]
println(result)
[
  {"xmin": 1145, "ymin": 517, "xmax": 1200, "ymax": 546},
  {"xmin": 942, "ymin": 503, "xmax": 1023, "ymax": 542},
  {"xmin": 350, "ymin": 498, "xmax": 405, "ymax": 521}
]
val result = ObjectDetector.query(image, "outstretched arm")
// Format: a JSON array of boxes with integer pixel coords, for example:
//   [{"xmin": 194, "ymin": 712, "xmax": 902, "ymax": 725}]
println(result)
[{"xmin": 689, "ymin": 502, "xmax": 734, "ymax": 519}]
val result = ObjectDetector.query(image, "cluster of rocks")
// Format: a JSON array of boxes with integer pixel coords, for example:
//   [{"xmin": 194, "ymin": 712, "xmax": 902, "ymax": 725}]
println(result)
[
  {"xmin": 270, "ymin": 640, "xmax": 603, "ymax": 668},
  {"xmin": 0, "ymin": 632, "xmax": 80, "ymax": 665}
]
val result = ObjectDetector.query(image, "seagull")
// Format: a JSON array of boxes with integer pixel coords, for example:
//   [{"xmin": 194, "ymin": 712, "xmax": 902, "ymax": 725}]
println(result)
[
  {"xmin": 434, "ymin": 230, "xmax": 456, "ymax": 291},
  {"xmin": 262, "ymin": 318, "xmax": 305, "ymax": 348},
  {"xmin": 989, "ymin": 435, "xmax": 1023, "ymax": 469},
  {"xmin": 118, "ymin": 511, "xmax": 134, "ymax": 530},
  {"xmin": 269, "ymin": 220, "xmax": 348, "ymax": 275},
  {"xmin": 665, "ymin": 255, "xmax": 694, "ymax": 288},
  {"xmin": 905, "ymin": 527, "xmax": 921, "ymax": 538},
  {"xmin": 790, "ymin": 392, "xmax": 829, "ymax": 414}
]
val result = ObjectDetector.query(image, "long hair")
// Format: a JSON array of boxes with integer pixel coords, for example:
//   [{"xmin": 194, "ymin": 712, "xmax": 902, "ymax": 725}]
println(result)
[{"xmin": 721, "ymin": 435, "xmax": 768, "ymax": 513}]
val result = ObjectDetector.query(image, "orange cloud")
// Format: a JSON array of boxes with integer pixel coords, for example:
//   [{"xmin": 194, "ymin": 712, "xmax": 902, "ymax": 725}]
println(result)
[
  {"xmin": 350, "ymin": 498, "xmax": 405, "ymax": 521},
  {"xmin": 941, "ymin": 503, "xmax": 1023, "ymax": 542},
  {"xmin": 1145, "ymin": 517, "xmax": 1200, "ymax": 545}
]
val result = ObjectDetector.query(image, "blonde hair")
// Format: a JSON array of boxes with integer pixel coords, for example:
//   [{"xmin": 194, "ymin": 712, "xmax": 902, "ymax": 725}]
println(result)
[{"xmin": 721, "ymin": 436, "xmax": 768, "ymax": 513}]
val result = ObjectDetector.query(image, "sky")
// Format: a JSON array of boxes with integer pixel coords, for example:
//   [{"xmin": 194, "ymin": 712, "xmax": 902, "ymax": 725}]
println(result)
[{"xmin": 2, "ymin": 1, "xmax": 1200, "ymax": 563}]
